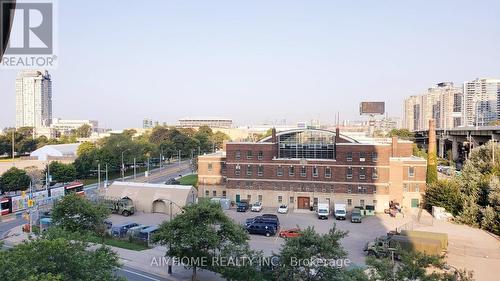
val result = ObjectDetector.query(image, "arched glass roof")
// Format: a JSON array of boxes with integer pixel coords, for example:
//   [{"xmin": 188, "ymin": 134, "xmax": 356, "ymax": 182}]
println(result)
[{"xmin": 259, "ymin": 129, "xmax": 358, "ymax": 160}]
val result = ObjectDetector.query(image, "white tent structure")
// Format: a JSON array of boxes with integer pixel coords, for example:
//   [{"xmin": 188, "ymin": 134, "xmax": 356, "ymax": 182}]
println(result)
[
  {"xmin": 105, "ymin": 182, "xmax": 197, "ymax": 215},
  {"xmin": 30, "ymin": 143, "xmax": 81, "ymax": 161}
]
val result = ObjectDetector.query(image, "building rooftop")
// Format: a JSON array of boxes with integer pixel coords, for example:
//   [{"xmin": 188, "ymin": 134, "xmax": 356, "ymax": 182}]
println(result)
[{"xmin": 111, "ymin": 181, "xmax": 193, "ymax": 190}]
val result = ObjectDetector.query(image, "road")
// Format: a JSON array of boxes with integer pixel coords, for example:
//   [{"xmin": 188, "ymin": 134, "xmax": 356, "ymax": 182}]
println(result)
[
  {"xmin": 0, "ymin": 216, "xmax": 26, "ymax": 240},
  {"xmin": 116, "ymin": 266, "xmax": 167, "ymax": 281}
]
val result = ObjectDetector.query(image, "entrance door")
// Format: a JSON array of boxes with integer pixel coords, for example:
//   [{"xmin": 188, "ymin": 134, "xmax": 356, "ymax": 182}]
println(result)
[
  {"xmin": 235, "ymin": 194, "xmax": 240, "ymax": 203},
  {"xmin": 297, "ymin": 197, "xmax": 310, "ymax": 209},
  {"xmin": 411, "ymin": 198, "xmax": 419, "ymax": 208},
  {"xmin": 152, "ymin": 200, "xmax": 167, "ymax": 213}
]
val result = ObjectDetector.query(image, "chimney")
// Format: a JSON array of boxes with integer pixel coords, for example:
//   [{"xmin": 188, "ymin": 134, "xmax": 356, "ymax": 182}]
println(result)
[
  {"xmin": 335, "ymin": 127, "xmax": 340, "ymax": 143},
  {"xmin": 271, "ymin": 127, "xmax": 278, "ymax": 158},
  {"xmin": 428, "ymin": 119, "xmax": 437, "ymax": 163},
  {"xmin": 391, "ymin": 136, "xmax": 398, "ymax": 157},
  {"xmin": 271, "ymin": 127, "xmax": 277, "ymax": 143}
]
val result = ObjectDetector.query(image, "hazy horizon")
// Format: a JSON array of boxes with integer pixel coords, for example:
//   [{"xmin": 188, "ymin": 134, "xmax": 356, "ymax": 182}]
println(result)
[{"xmin": 1, "ymin": 0, "xmax": 500, "ymax": 130}]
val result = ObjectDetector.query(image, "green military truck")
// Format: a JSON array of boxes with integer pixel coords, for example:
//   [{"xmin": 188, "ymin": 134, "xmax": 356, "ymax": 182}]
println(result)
[
  {"xmin": 365, "ymin": 230, "xmax": 447, "ymax": 258},
  {"xmin": 102, "ymin": 198, "xmax": 135, "ymax": 217}
]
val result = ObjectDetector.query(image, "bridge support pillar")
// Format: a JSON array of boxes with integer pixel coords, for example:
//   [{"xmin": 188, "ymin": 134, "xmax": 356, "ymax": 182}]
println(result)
[{"xmin": 438, "ymin": 136, "xmax": 445, "ymax": 159}]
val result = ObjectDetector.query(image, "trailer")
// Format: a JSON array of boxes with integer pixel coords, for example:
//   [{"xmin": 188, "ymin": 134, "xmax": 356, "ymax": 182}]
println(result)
[{"xmin": 400, "ymin": 230, "xmax": 448, "ymax": 250}]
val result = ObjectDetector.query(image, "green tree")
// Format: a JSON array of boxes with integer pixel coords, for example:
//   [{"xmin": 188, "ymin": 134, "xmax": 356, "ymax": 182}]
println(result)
[
  {"xmin": 153, "ymin": 200, "xmax": 251, "ymax": 281},
  {"xmin": 0, "ymin": 237, "xmax": 122, "ymax": 281},
  {"xmin": 388, "ymin": 129, "xmax": 414, "ymax": 140},
  {"xmin": 277, "ymin": 226, "xmax": 349, "ymax": 280},
  {"xmin": 74, "ymin": 124, "xmax": 93, "ymax": 138},
  {"xmin": 48, "ymin": 161, "xmax": 77, "ymax": 183},
  {"xmin": 0, "ymin": 167, "xmax": 31, "ymax": 192},
  {"xmin": 212, "ymin": 131, "xmax": 231, "ymax": 150},
  {"xmin": 149, "ymin": 126, "xmax": 170, "ymax": 145},
  {"xmin": 424, "ymin": 179, "xmax": 463, "ymax": 215},
  {"xmin": 77, "ymin": 141, "xmax": 96, "ymax": 156},
  {"xmin": 51, "ymin": 193, "xmax": 110, "ymax": 234}
]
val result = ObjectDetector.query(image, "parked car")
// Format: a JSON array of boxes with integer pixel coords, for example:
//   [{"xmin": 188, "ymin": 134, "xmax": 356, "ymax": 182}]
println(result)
[
  {"xmin": 351, "ymin": 208, "xmax": 362, "ymax": 223},
  {"xmin": 246, "ymin": 222, "xmax": 276, "ymax": 237},
  {"xmin": 236, "ymin": 201, "xmax": 250, "ymax": 212},
  {"xmin": 111, "ymin": 222, "xmax": 139, "ymax": 237},
  {"xmin": 277, "ymin": 205, "xmax": 288, "ymax": 214},
  {"xmin": 246, "ymin": 216, "xmax": 280, "ymax": 230},
  {"xmin": 279, "ymin": 228, "xmax": 302, "ymax": 238},
  {"xmin": 251, "ymin": 201, "xmax": 263, "ymax": 212}
]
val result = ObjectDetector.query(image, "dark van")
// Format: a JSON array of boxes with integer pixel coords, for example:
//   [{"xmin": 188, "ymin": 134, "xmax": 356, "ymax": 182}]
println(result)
[
  {"xmin": 246, "ymin": 222, "xmax": 277, "ymax": 237},
  {"xmin": 246, "ymin": 216, "xmax": 280, "ymax": 230},
  {"xmin": 236, "ymin": 200, "xmax": 250, "ymax": 212},
  {"xmin": 112, "ymin": 222, "xmax": 139, "ymax": 237}
]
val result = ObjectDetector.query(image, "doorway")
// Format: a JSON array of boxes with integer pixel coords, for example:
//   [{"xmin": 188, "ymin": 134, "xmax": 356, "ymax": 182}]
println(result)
[
  {"xmin": 297, "ymin": 197, "xmax": 310, "ymax": 209},
  {"xmin": 152, "ymin": 200, "xmax": 167, "ymax": 213}
]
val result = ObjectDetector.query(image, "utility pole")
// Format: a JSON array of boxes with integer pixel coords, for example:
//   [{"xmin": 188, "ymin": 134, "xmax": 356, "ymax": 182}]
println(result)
[
  {"xmin": 97, "ymin": 162, "xmax": 101, "ymax": 188},
  {"xmin": 133, "ymin": 158, "xmax": 136, "ymax": 180},
  {"xmin": 168, "ymin": 201, "xmax": 173, "ymax": 275},
  {"xmin": 178, "ymin": 150, "xmax": 181, "ymax": 171},
  {"xmin": 105, "ymin": 164, "xmax": 108, "ymax": 187},
  {"xmin": 11, "ymin": 129, "xmax": 15, "ymax": 164}
]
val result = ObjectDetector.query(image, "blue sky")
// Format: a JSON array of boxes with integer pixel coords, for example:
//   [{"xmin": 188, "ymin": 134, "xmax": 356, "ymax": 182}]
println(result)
[{"xmin": 1, "ymin": 0, "xmax": 500, "ymax": 129}]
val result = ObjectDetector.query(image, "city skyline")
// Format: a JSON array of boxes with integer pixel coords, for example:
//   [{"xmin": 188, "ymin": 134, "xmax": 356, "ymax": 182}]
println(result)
[{"xmin": 1, "ymin": 0, "xmax": 500, "ymax": 129}]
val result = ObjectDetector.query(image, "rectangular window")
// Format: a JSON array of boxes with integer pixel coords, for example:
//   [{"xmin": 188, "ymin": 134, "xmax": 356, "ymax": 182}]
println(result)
[
  {"xmin": 373, "ymin": 186, "xmax": 377, "ymax": 194},
  {"xmin": 258, "ymin": 151, "xmax": 263, "ymax": 160},
  {"xmin": 222, "ymin": 190, "xmax": 227, "ymax": 198},
  {"xmin": 212, "ymin": 190, "xmax": 217, "ymax": 197},
  {"xmin": 247, "ymin": 194, "xmax": 251, "ymax": 201},
  {"xmin": 346, "ymin": 167, "xmax": 353, "ymax": 179},
  {"xmin": 312, "ymin": 166, "xmax": 318, "ymax": 177},
  {"xmin": 359, "ymin": 152, "xmax": 366, "ymax": 162},
  {"xmin": 409, "ymin": 167, "xmax": 415, "ymax": 178},
  {"xmin": 415, "ymin": 184, "xmax": 420, "ymax": 192},
  {"xmin": 403, "ymin": 183, "xmax": 408, "ymax": 192},
  {"xmin": 235, "ymin": 165, "xmax": 241, "ymax": 176},
  {"xmin": 289, "ymin": 166, "xmax": 295, "ymax": 176},
  {"xmin": 246, "ymin": 165, "xmax": 252, "ymax": 176},
  {"xmin": 277, "ymin": 166, "xmax": 283, "ymax": 177},
  {"xmin": 247, "ymin": 150, "xmax": 253, "ymax": 159},
  {"xmin": 372, "ymin": 167, "xmax": 378, "ymax": 179},
  {"xmin": 373, "ymin": 199, "xmax": 377, "ymax": 207},
  {"xmin": 258, "ymin": 165, "xmax": 263, "ymax": 176},
  {"xmin": 347, "ymin": 152, "xmax": 353, "ymax": 161},
  {"xmin": 235, "ymin": 150, "xmax": 241, "ymax": 160},
  {"xmin": 300, "ymin": 166, "xmax": 307, "ymax": 177},
  {"xmin": 325, "ymin": 167, "xmax": 332, "ymax": 178},
  {"xmin": 278, "ymin": 196, "xmax": 283, "ymax": 203},
  {"xmin": 208, "ymin": 163, "xmax": 213, "ymax": 172},
  {"xmin": 258, "ymin": 194, "xmax": 263, "ymax": 202},
  {"xmin": 347, "ymin": 186, "xmax": 352, "ymax": 193},
  {"xmin": 359, "ymin": 167, "xmax": 366, "ymax": 180},
  {"xmin": 360, "ymin": 199, "xmax": 365, "ymax": 207},
  {"xmin": 289, "ymin": 196, "xmax": 294, "ymax": 203},
  {"xmin": 372, "ymin": 152, "xmax": 378, "ymax": 162},
  {"xmin": 205, "ymin": 190, "xmax": 209, "ymax": 197},
  {"xmin": 347, "ymin": 199, "xmax": 352, "ymax": 206}
]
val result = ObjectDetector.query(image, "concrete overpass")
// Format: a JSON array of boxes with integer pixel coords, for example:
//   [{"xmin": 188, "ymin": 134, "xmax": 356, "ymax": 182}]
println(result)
[{"xmin": 414, "ymin": 126, "xmax": 500, "ymax": 162}]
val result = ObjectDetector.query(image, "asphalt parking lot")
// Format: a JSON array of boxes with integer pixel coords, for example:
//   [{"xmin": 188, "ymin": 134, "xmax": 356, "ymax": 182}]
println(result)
[{"xmin": 225, "ymin": 207, "xmax": 409, "ymax": 266}]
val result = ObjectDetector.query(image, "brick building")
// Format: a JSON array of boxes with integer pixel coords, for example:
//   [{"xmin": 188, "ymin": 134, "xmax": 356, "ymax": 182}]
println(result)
[{"xmin": 198, "ymin": 128, "xmax": 426, "ymax": 213}]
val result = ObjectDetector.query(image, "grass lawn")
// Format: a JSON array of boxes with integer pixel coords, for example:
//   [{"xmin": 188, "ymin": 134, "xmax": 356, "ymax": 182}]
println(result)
[
  {"xmin": 179, "ymin": 174, "xmax": 198, "ymax": 186},
  {"xmin": 89, "ymin": 236, "xmax": 150, "ymax": 251}
]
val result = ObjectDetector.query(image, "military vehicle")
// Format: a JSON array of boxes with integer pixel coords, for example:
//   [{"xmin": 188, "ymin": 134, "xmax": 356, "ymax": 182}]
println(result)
[
  {"xmin": 102, "ymin": 197, "xmax": 135, "ymax": 216},
  {"xmin": 365, "ymin": 233, "xmax": 443, "ymax": 258}
]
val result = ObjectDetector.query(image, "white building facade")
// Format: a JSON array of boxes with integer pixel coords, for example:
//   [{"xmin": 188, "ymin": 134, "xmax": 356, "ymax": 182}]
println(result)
[
  {"xmin": 404, "ymin": 82, "xmax": 462, "ymax": 131},
  {"xmin": 463, "ymin": 78, "xmax": 500, "ymax": 126},
  {"xmin": 15, "ymin": 70, "xmax": 52, "ymax": 128}
]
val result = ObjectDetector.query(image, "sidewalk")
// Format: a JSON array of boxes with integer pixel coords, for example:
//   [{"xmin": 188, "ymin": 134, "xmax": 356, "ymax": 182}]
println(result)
[{"xmin": 2, "ymin": 225, "xmax": 223, "ymax": 281}]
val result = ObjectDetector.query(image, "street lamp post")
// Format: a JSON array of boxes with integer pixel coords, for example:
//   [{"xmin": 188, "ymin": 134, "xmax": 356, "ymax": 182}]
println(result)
[
  {"xmin": 97, "ymin": 161, "xmax": 101, "ymax": 188},
  {"xmin": 121, "ymin": 149, "xmax": 130, "ymax": 181}
]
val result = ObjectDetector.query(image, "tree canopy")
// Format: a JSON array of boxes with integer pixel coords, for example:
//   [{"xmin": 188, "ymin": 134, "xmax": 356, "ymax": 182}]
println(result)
[
  {"xmin": 0, "ymin": 237, "xmax": 122, "ymax": 281},
  {"xmin": 153, "ymin": 199, "xmax": 251, "ymax": 280},
  {"xmin": 51, "ymin": 193, "xmax": 110, "ymax": 234},
  {"xmin": 48, "ymin": 161, "xmax": 77, "ymax": 183},
  {"xmin": 0, "ymin": 167, "xmax": 31, "ymax": 192}
]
